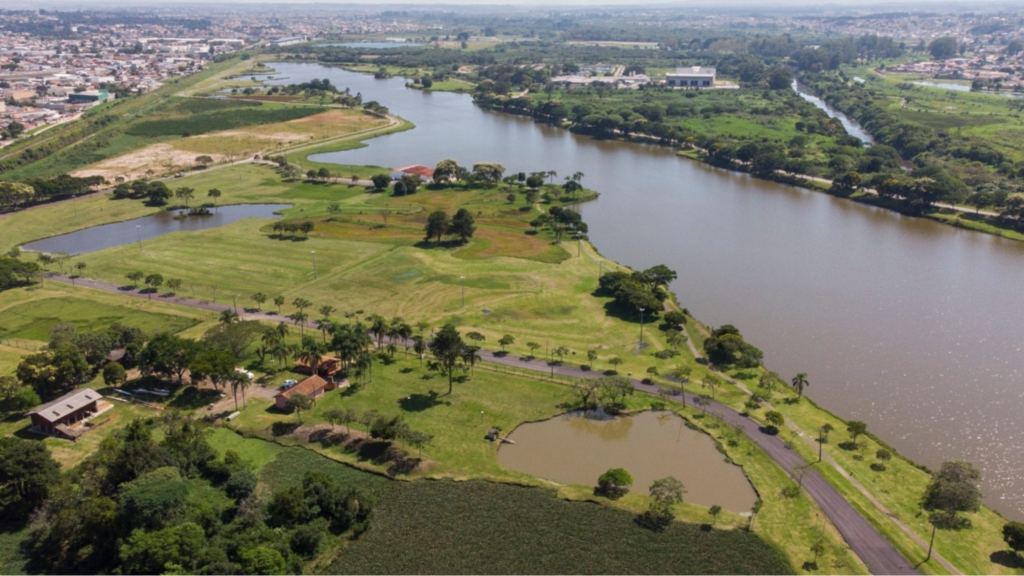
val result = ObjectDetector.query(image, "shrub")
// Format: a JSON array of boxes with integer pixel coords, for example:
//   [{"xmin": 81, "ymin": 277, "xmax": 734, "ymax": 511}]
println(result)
[
  {"xmin": 226, "ymin": 469, "xmax": 258, "ymax": 501},
  {"xmin": 597, "ymin": 468, "xmax": 633, "ymax": 499}
]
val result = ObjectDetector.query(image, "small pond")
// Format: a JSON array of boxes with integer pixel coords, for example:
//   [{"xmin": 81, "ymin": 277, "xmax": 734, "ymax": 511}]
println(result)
[
  {"xmin": 497, "ymin": 410, "xmax": 757, "ymax": 512},
  {"xmin": 24, "ymin": 203, "xmax": 290, "ymax": 255}
]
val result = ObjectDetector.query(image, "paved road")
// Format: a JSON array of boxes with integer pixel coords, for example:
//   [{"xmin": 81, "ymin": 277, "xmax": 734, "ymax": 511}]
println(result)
[
  {"xmin": 47, "ymin": 273, "xmax": 917, "ymax": 574},
  {"xmin": 480, "ymin": 351, "xmax": 918, "ymax": 575}
]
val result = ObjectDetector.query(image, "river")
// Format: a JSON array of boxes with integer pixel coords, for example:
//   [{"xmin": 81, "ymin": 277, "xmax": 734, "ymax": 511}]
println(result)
[
  {"xmin": 265, "ymin": 62, "xmax": 1024, "ymax": 520},
  {"xmin": 791, "ymin": 79, "xmax": 874, "ymax": 144}
]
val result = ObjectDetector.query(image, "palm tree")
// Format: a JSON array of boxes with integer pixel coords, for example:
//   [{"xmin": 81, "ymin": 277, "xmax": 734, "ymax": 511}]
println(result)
[
  {"xmin": 315, "ymin": 303, "xmax": 335, "ymax": 338},
  {"xmin": 547, "ymin": 170, "xmax": 557, "ymax": 185},
  {"xmin": 271, "ymin": 340, "xmax": 291, "ymax": 367},
  {"xmin": 220, "ymin": 308, "xmax": 239, "ymax": 325},
  {"xmin": 412, "ymin": 336, "xmax": 426, "ymax": 365},
  {"xmin": 462, "ymin": 345, "xmax": 482, "ymax": 377},
  {"xmin": 298, "ymin": 336, "xmax": 326, "ymax": 375},
  {"xmin": 791, "ymin": 372, "xmax": 809, "ymax": 399},
  {"xmin": 273, "ymin": 295, "xmax": 285, "ymax": 314},
  {"xmin": 290, "ymin": 311, "xmax": 309, "ymax": 336},
  {"xmin": 369, "ymin": 314, "xmax": 387, "ymax": 348}
]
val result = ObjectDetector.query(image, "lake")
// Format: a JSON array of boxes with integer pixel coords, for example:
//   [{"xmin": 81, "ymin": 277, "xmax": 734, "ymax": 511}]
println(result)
[
  {"xmin": 498, "ymin": 410, "xmax": 758, "ymax": 512},
  {"xmin": 265, "ymin": 62, "xmax": 1024, "ymax": 520},
  {"xmin": 24, "ymin": 204, "xmax": 289, "ymax": 255}
]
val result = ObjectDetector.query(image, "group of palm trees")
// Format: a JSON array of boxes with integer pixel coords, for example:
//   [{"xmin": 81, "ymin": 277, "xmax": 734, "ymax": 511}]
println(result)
[{"xmin": 256, "ymin": 311, "xmax": 432, "ymax": 385}]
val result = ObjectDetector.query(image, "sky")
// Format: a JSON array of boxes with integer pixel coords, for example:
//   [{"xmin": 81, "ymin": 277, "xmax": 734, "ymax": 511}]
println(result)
[{"xmin": 11, "ymin": 0, "xmax": 1019, "ymax": 7}]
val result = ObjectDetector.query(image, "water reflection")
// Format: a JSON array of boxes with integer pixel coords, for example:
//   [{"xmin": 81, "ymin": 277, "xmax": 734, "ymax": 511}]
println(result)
[{"xmin": 499, "ymin": 411, "xmax": 757, "ymax": 512}]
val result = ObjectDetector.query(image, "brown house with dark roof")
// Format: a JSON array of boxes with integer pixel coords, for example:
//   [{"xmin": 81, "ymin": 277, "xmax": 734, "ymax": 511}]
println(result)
[
  {"xmin": 274, "ymin": 374, "xmax": 329, "ymax": 410},
  {"xmin": 27, "ymin": 388, "xmax": 112, "ymax": 440},
  {"xmin": 294, "ymin": 356, "xmax": 341, "ymax": 378}
]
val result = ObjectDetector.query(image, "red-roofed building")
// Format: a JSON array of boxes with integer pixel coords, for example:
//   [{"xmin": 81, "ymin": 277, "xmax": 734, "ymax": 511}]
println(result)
[
  {"xmin": 393, "ymin": 164, "xmax": 435, "ymax": 180},
  {"xmin": 274, "ymin": 374, "xmax": 328, "ymax": 410}
]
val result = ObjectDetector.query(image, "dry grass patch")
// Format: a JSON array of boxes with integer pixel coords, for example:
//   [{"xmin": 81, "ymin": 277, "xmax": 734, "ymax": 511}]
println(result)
[{"xmin": 73, "ymin": 143, "xmax": 228, "ymax": 181}]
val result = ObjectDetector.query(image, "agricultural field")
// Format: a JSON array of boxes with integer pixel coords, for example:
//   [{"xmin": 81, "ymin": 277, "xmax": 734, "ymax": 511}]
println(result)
[{"xmin": 334, "ymin": 480, "xmax": 793, "ymax": 575}]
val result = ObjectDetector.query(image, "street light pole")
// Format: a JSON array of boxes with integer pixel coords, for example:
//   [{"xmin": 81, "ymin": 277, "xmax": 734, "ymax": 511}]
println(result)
[
  {"xmin": 232, "ymin": 294, "xmax": 238, "ymax": 314},
  {"xmin": 136, "ymin": 225, "xmax": 142, "ymax": 252},
  {"xmin": 311, "ymin": 250, "xmax": 317, "ymax": 280},
  {"xmin": 639, "ymin": 307, "xmax": 645, "ymax": 348},
  {"xmin": 461, "ymin": 275, "xmax": 465, "ymax": 307}
]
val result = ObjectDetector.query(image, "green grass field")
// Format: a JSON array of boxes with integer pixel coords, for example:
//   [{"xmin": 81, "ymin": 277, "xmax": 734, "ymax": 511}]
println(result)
[{"xmin": 0, "ymin": 297, "xmax": 199, "ymax": 342}]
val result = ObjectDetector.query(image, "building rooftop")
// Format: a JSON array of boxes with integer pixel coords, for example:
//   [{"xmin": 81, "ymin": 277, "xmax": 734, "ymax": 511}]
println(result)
[
  {"xmin": 27, "ymin": 388, "xmax": 101, "ymax": 423},
  {"xmin": 668, "ymin": 66, "xmax": 716, "ymax": 77},
  {"xmin": 275, "ymin": 374, "xmax": 328, "ymax": 401}
]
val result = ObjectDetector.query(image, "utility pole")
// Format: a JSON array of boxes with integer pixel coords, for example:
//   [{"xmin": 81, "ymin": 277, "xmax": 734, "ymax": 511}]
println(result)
[{"xmin": 638, "ymin": 307, "xmax": 646, "ymax": 348}]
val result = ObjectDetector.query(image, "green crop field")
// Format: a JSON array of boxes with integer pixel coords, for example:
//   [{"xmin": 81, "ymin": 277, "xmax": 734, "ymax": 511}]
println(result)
[
  {"xmin": 125, "ymin": 103, "xmax": 327, "ymax": 138},
  {"xmin": 333, "ymin": 480, "xmax": 793, "ymax": 575}
]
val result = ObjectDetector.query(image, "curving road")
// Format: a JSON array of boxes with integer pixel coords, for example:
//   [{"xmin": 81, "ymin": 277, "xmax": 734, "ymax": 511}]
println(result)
[{"xmin": 45, "ymin": 273, "xmax": 918, "ymax": 574}]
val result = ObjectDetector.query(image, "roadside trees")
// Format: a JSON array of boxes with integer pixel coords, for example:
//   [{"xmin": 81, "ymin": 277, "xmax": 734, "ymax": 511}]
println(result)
[
  {"xmin": 126, "ymin": 271, "xmax": 145, "ymax": 288},
  {"xmin": 498, "ymin": 334, "xmax": 515, "ymax": 353},
  {"xmin": 251, "ymin": 292, "xmax": 267, "ymax": 311},
  {"xmin": 764, "ymin": 411, "xmax": 785, "ymax": 435},
  {"xmin": 428, "ymin": 323, "xmax": 466, "ymax": 395},
  {"xmin": 143, "ymin": 273, "xmax": 163, "ymax": 298}
]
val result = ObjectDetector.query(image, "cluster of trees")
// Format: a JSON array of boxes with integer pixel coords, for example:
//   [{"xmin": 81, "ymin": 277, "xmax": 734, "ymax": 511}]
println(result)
[
  {"xmin": 597, "ymin": 264, "xmax": 677, "ymax": 317},
  {"xmin": 0, "ymin": 174, "xmax": 105, "ymax": 212},
  {"xmin": 530, "ymin": 205, "xmax": 589, "ymax": 243},
  {"xmin": 0, "ymin": 251, "xmax": 41, "ymax": 292},
  {"xmin": 270, "ymin": 220, "xmax": 315, "ymax": 239},
  {"xmin": 6, "ymin": 410, "xmax": 370, "ymax": 574},
  {"xmin": 572, "ymin": 375, "xmax": 635, "ymax": 413},
  {"xmin": 424, "ymin": 208, "xmax": 476, "ymax": 244},
  {"xmin": 703, "ymin": 324, "xmax": 764, "ymax": 368},
  {"xmin": 10, "ymin": 322, "xmax": 146, "ymax": 404}
]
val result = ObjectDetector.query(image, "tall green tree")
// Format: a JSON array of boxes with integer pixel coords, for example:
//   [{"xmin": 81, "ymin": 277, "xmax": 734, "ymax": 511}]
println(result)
[
  {"xmin": 425, "ymin": 210, "xmax": 450, "ymax": 244},
  {"xmin": 791, "ymin": 372, "xmax": 809, "ymax": 398},
  {"xmin": 428, "ymin": 323, "xmax": 466, "ymax": 395},
  {"xmin": 0, "ymin": 437, "xmax": 61, "ymax": 523}
]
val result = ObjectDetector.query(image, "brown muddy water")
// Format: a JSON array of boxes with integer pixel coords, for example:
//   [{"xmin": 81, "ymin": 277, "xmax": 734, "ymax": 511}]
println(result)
[{"xmin": 497, "ymin": 410, "xmax": 758, "ymax": 512}]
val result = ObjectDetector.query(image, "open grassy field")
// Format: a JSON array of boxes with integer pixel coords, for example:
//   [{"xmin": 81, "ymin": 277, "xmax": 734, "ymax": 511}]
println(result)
[
  {"xmin": 841, "ymin": 65, "xmax": 1024, "ymax": 164},
  {"xmin": 0, "ymin": 282, "xmax": 207, "ymax": 342},
  {"xmin": 0, "ymin": 297, "xmax": 199, "ymax": 342}
]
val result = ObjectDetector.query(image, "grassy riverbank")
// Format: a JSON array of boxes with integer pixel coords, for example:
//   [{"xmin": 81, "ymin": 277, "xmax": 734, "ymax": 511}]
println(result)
[
  {"xmin": 1, "ymin": 154, "xmax": 1016, "ymax": 574},
  {"xmin": 0, "ymin": 162, "xmax": 863, "ymax": 573}
]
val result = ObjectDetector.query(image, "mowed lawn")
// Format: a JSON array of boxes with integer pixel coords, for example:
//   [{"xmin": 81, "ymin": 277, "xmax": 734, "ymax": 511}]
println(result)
[{"xmin": 0, "ymin": 296, "xmax": 200, "ymax": 342}]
